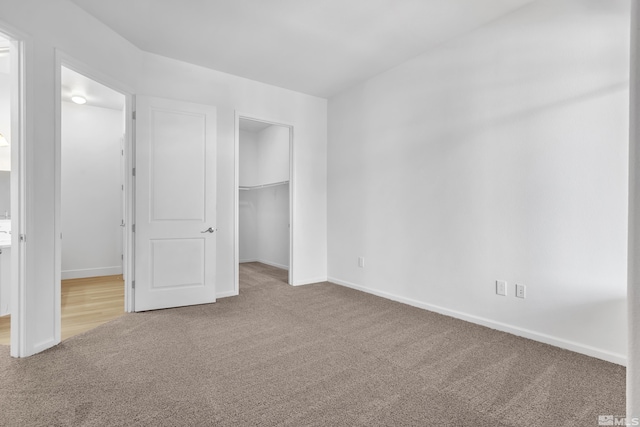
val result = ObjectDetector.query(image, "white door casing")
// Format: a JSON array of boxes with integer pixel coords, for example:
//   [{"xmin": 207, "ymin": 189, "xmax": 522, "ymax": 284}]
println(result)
[{"xmin": 134, "ymin": 96, "xmax": 217, "ymax": 311}]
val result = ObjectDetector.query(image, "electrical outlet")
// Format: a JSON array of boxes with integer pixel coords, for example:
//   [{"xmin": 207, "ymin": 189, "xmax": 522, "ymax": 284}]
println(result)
[
  {"xmin": 516, "ymin": 283, "xmax": 526, "ymax": 299},
  {"xmin": 358, "ymin": 257, "xmax": 365, "ymax": 268},
  {"xmin": 496, "ymin": 280, "xmax": 507, "ymax": 296}
]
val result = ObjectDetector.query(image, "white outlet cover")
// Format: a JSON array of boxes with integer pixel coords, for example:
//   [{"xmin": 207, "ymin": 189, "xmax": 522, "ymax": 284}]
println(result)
[{"xmin": 496, "ymin": 280, "xmax": 507, "ymax": 296}]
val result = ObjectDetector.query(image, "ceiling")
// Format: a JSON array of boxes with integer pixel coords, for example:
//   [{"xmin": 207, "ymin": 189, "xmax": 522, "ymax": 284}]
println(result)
[
  {"xmin": 69, "ymin": 0, "xmax": 534, "ymax": 98},
  {"xmin": 61, "ymin": 66, "xmax": 125, "ymax": 110}
]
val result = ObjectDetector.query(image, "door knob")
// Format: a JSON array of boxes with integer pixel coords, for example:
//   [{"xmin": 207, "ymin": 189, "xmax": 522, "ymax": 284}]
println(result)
[{"xmin": 201, "ymin": 227, "xmax": 216, "ymax": 233}]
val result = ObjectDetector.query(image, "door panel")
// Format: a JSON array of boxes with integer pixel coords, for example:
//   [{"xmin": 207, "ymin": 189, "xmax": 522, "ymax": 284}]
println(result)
[
  {"xmin": 135, "ymin": 96, "xmax": 216, "ymax": 312},
  {"xmin": 150, "ymin": 239, "xmax": 204, "ymax": 290},
  {"xmin": 150, "ymin": 109, "xmax": 206, "ymax": 221}
]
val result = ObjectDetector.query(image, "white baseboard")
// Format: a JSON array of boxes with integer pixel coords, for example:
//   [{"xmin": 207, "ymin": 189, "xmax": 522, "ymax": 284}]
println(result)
[
  {"xmin": 28, "ymin": 338, "xmax": 59, "ymax": 357},
  {"xmin": 240, "ymin": 259, "xmax": 289, "ymax": 270},
  {"xmin": 216, "ymin": 290, "xmax": 239, "ymax": 299},
  {"xmin": 62, "ymin": 266, "xmax": 122, "ymax": 280},
  {"xmin": 328, "ymin": 276, "xmax": 626, "ymax": 366},
  {"xmin": 292, "ymin": 276, "xmax": 327, "ymax": 286},
  {"xmin": 257, "ymin": 259, "xmax": 289, "ymax": 270}
]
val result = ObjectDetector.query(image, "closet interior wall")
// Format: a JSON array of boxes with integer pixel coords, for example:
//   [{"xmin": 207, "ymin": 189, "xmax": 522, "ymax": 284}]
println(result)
[{"xmin": 239, "ymin": 124, "xmax": 290, "ymax": 270}]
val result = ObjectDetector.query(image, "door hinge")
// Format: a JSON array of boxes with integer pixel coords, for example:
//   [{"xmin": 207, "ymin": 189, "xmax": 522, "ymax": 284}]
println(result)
[
  {"xmin": 132, "ymin": 168, "xmax": 136, "ymax": 176},
  {"xmin": 132, "ymin": 111, "xmax": 136, "ymax": 120},
  {"xmin": 132, "ymin": 224, "xmax": 136, "ymax": 233},
  {"xmin": 132, "ymin": 280, "xmax": 135, "ymax": 289},
  {"xmin": 19, "ymin": 234, "xmax": 25, "ymax": 242},
  {"xmin": 121, "ymin": 254, "xmax": 124, "ymax": 261}
]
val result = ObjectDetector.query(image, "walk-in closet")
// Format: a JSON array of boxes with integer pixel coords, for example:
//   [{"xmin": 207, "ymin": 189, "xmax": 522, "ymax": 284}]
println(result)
[{"xmin": 238, "ymin": 118, "xmax": 290, "ymax": 276}]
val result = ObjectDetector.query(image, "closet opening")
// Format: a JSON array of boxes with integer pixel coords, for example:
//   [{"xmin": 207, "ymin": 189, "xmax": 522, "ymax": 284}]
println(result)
[
  {"xmin": 235, "ymin": 116, "xmax": 293, "ymax": 293},
  {"xmin": 57, "ymin": 64, "xmax": 129, "ymax": 340}
]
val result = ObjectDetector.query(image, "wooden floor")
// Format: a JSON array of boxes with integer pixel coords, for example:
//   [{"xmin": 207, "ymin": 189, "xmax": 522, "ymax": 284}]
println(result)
[{"xmin": 0, "ymin": 275, "xmax": 125, "ymax": 346}]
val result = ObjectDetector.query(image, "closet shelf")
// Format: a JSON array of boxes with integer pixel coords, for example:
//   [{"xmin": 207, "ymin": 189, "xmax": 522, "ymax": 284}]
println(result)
[{"xmin": 239, "ymin": 180, "xmax": 289, "ymax": 191}]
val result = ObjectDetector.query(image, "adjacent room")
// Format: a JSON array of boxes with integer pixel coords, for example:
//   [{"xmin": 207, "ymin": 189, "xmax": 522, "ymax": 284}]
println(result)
[
  {"xmin": 0, "ymin": 0, "xmax": 636, "ymax": 425},
  {"xmin": 59, "ymin": 66, "xmax": 126, "ymax": 339}
]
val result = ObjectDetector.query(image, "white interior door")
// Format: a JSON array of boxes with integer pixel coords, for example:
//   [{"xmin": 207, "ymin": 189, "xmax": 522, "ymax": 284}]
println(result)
[{"xmin": 134, "ymin": 96, "xmax": 217, "ymax": 311}]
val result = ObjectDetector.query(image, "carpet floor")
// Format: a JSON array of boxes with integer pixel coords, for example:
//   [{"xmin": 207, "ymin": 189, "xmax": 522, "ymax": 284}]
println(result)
[{"xmin": 0, "ymin": 262, "xmax": 625, "ymax": 426}]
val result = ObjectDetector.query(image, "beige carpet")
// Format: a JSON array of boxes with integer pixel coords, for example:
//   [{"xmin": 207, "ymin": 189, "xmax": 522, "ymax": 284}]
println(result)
[{"xmin": 0, "ymin": 262, "xmax": 625, "ymax": 426}]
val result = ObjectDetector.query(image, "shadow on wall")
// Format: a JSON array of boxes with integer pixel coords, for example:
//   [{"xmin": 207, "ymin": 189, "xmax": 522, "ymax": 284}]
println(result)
[
  {"xmin": 528, "ymin": 297, "xmax": 627, "ymax": 360},
  {"xmin": 402, "ymin": 81, "xmax": 629, "ymax": 145}
]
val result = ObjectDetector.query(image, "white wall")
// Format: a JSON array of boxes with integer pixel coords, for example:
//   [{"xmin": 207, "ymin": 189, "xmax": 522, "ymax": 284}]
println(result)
[
  {"xmin": 61, "ymin": 101, "xmax": 123, "ymax": 279},
  {"xmin": 239, "ymin": 190, "xmax": 258, "ymax": 262},
  {"xmin": 257, "ymin": 184, "xmax": 289, "ymax": 269},
  {"xmin": 328, "ymin": 0, "xmax": 630, "ymax": 364},
  {"xmin": 0, "ymin": 72, "xmax": 9, "ymax": 217},
  {"xmin": 258, "ymin": 125, "xmax": 290, "ymax": 184},
  {"xmin": 0, "ymin": 171, "xmax": 9, "ymax": 215},
  {"xmin": 239, "ymin": 185, "xmax": 290, "ymax": 269},
  {"xmin": 0, "ymin": 0, "xmax": 327, "ymax": 355},
  {"xmin": 239, "ymin": 130, "xmax": 259, "ymax": 262},
  {"xmin": 0, "ymin": 72, "xmax": 10, "ymax": 171},
  {"xmin": 239, "ymin": 130, "xmax": 258, "ymax": 187}
]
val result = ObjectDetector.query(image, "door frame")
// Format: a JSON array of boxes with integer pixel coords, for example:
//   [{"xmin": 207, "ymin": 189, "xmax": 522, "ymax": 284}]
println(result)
[
  {"xmin": 234, "ymin": 112, "xmax": 295, "ymax": 294},
  {"xmin": 0, "ymin": 23, "xmax": 27, "ymax": 357},
  {"xmin": 54, "ymin": 51, "xmax": 136, "ymax": 333}
]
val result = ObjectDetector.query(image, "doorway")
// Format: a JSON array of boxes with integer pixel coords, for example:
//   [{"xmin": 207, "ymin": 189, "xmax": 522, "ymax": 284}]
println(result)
[
  {"xmin": 235, "ymin": 116, "xmax": 293, "ymax": 293},
  {"xmin": 56, "ymin": 62, "xmax": 131, "ymax": 340},
  {"xmin": 0, "ymin": 33, "xmax": 13, "ymax": 346},
  {"xmin": 0, "ymin": 28, "xmax": 26, "ymax": 356}
]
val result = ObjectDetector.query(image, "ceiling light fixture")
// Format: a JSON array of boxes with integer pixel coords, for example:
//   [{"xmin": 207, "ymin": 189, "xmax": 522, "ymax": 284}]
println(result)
[
  {"xmin": 71, "ymin": 95, "xmax": 87, "ymax": 105},
  {"xmin": 0, "ymin": 133, "xmax": 8, "ymax": 147}
]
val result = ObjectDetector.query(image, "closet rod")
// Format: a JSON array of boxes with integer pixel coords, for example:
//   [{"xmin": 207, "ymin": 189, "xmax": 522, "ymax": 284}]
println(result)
[{"xmin": 239, "ymin": 180, "xmax": 289, "ymax": 191}]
